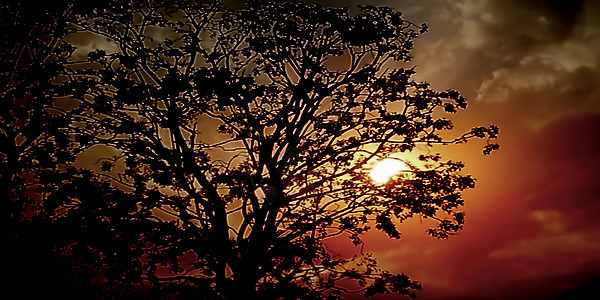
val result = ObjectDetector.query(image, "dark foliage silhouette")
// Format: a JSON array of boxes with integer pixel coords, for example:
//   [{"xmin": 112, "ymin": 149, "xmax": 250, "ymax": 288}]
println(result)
[
  {"xmin": 1, "ymin": 1, "xmax": 106, "ymax": 297},
  {"xmin": 3, "ymin": 0, "xmax": 499, "ymax": 298}
]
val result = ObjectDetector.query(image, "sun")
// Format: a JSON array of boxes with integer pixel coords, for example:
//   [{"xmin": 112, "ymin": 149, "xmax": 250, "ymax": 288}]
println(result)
[{"xmin": 369, "ymin": 158, "xmax": 411, "ymax": 184}]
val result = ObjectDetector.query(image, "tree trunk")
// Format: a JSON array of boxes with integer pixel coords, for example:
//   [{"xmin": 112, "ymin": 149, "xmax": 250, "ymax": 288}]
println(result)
[{"xmin": 231, "ymin": 260, "xmax": 259, "ymax": 299}]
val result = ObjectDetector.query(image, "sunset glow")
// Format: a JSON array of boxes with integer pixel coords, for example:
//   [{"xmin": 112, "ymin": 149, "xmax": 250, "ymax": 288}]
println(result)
[
  {"xmin": 369, "ymin": 158, "xmax": 411, "ymax": 184},
  {"xmin": 6, "ymin": 0, "xmax": 600, "ymax": 299}
]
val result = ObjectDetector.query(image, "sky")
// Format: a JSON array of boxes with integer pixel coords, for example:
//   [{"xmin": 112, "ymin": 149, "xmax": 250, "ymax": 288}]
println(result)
[
  {"xmin": 310, "ymin": 0, "xmax": 600, "ymax": 299},
  {"xmin": 65, "ymin": 0, "xmax": 600, "ymax": 298}
]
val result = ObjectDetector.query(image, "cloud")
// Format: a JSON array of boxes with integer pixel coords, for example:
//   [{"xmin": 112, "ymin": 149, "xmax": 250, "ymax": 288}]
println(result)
[
  {"xmin": 489, "ymin": 230, "xmax": 600, "ymax": 259},
  {"xmin": 64, "ymin": 31, "xmax": 119, "ymax": 60},
  {"xmin": 477, "ymin": 52, "xmax": 599, "ymax": 103},
  {"xmin": 389, "ymin": 0, "xmax": 600, "ymax": 128}
]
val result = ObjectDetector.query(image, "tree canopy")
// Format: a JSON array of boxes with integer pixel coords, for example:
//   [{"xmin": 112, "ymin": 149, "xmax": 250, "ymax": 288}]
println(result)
[{"xmin": 3, "ymin": 0, "xmax": 498, "ymax": 299}]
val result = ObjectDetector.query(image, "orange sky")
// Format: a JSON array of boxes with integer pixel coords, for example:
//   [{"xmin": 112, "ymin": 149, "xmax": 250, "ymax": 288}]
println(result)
[{"xmin": 304, "ymin": 0, "xmax": 600, "ymax": 299}]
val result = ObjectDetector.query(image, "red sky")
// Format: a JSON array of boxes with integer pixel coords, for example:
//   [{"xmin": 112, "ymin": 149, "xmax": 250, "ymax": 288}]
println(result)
[{"xmin": 311, "ymin": 0, "xmax": 600, "ymax": 299}]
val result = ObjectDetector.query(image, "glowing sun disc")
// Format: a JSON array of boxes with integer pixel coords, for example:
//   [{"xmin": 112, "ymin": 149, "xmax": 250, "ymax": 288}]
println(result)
[{"xmin": 369, "ymin": 158, "xmax": 410, "ymax": 184}]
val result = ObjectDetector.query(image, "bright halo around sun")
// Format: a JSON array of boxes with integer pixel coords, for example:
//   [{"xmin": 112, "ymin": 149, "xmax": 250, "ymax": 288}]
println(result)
[{"xmin": 369, "ymin": 158, "xmax": 411, "ymax": 184}]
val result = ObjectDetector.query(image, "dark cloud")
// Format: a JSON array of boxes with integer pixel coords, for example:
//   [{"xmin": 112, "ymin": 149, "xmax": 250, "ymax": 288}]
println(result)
[{"xmin": 399, "ymin": 0, "xmax": 600, "ymax": 128}]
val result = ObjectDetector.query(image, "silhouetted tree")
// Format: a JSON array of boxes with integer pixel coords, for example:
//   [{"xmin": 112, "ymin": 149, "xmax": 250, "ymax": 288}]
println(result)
[
  {"xmin": 1, "ymin": 0, "xmax": 77, "ymax": 221},
  {"xmin": 5, "ymin": 0, "xmax": 499, "ymax": 299},
  {"xmin": 1, "ymin": 1, "xmax": 109, "ymax": 297}
]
